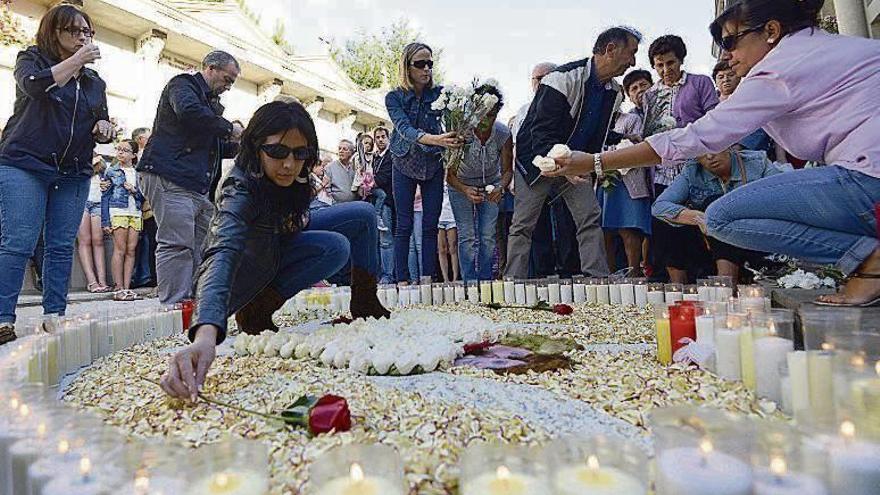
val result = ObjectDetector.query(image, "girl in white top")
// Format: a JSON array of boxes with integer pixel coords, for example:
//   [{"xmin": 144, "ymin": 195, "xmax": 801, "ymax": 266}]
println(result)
[{"xmin": 437, "ymin": 186, "xmax": 459, "ymax": 282}]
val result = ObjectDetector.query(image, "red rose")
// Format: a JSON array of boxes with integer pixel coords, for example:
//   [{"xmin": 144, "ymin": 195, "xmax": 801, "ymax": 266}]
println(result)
[
  {"xmin": 553, "ymin": 304, "xmax": 574, "ymax": 315},
  {"xmin": 309, "ymin": 395, "xmax": 352, "ymax": 435},
  {"xmin": 463, "ymin": 341, "xmax": 493, "ymax": 355}
]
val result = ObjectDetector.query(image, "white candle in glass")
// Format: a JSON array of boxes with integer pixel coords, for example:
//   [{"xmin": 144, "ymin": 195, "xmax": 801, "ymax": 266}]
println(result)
[
  {"xmin": 695, "ymin": 314, "xmax": 716, "ymax": 371},
  {"xmin": 665, "ymin": 291, "xmax": 683, "ymax": 303},
  {"xmin": 454, "ymin": 284, "xmax": 466, "ymax": 303},
  {"xmin": 715, "ymin": 327, "xmax": 743, "ymax": 381},
  {"xmin": 467, "ymin": 284, "xmax": 480, "ymax": 303},
  {"xmin": 525, "ymin": 284, "xmax": 538, "ymax": 306},
  {"xmin": 386, "ymin": 287, "xmax": 399, "ymax": 307},
  {"xmin": 420, "ymin": 283, "xmax": 433, "ymax": 306},
  {"xmin": 586, "ymin": 284, "xmax": 598, "ymax": 304},
  {"xmin": 647, "ymin": 290, "xmax": 665, "ymax": 306},
  {"xmin": 185, "ymin": 469, "xmax": 269, "ymax": 495},
  {"xmin": 120, "ymin": 475, "xmax": 186, "ymax": 495},
  {"xmin": 398, "ymin": 287, "xmax": 411, "ymax": 307},
  {"xmin": 43, "ymin": 457, "xmax": 113, "ymax": 495},
  {"xmin": 752, "ymin": 457, "xmax": 828, "ymax": 495},
  {"xmin": 432, "ymin": 285, "xmax": 444, "ymax": 306},
  {"xmin": 462, "ymin": 465, "xmax": 542, "ymax": 495},
  {"xmin": 619, "ymin": 283, "xmax": 635, "ymax": 306},
  {"xmin": 785, "ymin": 351, "xmax": 810, "ymax": 417},
  {"xmin": 27, "ymin": 439, "xmax": 78, "ymax": 495},
  {"xmin": 608, "ymin": 284, "xmax": 622, "ymax": 305},
  {"xmin": 503, "ymin": 280, "xmax": 515, "ymax": 304},
  {"xmin": 553, "ymin": 455, "xmax": 646, "ymax": 495},
  {"xmin": 480, "ymin": 282, "xmax": 493, "ymax": 304},
  {"xmin": 444, "ymin": 285, "xmax": 455, "ymax": 305},
  {"xmin": 807, "ymin": 351, "xmax": 835, "ymax": 422},
  {"xmin": 409, "ymin": 286, "xmax": 422, "ymax": 306},
  {"xmin": 76, "ymin": 321, "xmax": 91, "ymax": 368},
  {"xmin": 491, "ymin": 280, "xmax": 505, "ymax": 304},
  {"xmin": 596, "ymin": 284, "xmax": 610, "ymax": 305},
  {"xmin": 655, "ymin": 440, "xmax": 752, "ymax": 495},
  {"xmin": 9, "ymin": 421, "xmax": 49, "ymax": 495},
  {"xmin": 537, "ymin": 285, "xmax": 549, "ymax": 303},
  {"xmin": 376, "ymin": 288, "xmax": 387, "ymax": 307},
  {"xmin": 315, "ymin": 463, "xmax": 404, "ymax": 495},
  {"xmin": 547, "ymin": 282, "xmax": 561, "ymax": 304},
  {"xmin": 828, "ymin": 422, "xmax": 880, "ymax": 495},
  {"xmin": 697, "ymin": 286, "xmax": 714, "ymax": 302},
  {"xmin": 514, "ymin": 284, "xmax": 526, "ymax": 305},
  {"xmin": 573, "ymin": 283, "xmax": 586, "ymax": 304},
  {"xmin": 753, "ymin": 335, "xmax": 794, "ymax": 403},
  {"xmin": 634, "ymin": 284, "xmax": 648, "ymax": 307}
]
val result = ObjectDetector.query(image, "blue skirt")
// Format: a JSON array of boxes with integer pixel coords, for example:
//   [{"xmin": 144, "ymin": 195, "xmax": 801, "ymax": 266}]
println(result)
[{"xmin": 597, "ymin": 183, "xmax": 652, "ymax": 235}]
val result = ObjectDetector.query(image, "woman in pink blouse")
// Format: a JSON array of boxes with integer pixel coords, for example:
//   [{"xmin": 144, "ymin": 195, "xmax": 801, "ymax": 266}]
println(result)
[{"xmin": 547, "ymin": 0, "xmax": 880, "ymax": 307}]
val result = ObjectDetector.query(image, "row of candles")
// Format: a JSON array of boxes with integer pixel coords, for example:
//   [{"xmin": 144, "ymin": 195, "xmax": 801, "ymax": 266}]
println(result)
[
  {"xmin": 654, "ymin": 285, "xmax": 880, "ymax": 440},
  {"xmin": 284, "ymin": 275, "xmax": 749, "ymax": 313}
]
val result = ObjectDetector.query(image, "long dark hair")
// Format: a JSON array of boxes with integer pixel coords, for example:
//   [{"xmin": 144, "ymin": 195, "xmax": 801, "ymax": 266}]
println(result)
[
  {"xmin": 235, "ymin": 101, "xmax": 318, "ymax": 226},
  {"xmin": 710, "ymin": 0, "xmax": 824, "ymax": 46}
]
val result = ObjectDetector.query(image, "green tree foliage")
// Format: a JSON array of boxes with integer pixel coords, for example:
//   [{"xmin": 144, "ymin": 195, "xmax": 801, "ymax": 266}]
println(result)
[
  {"xmin": 1, "ymin": 0, "xmax": 31, "ymax": 47},
  {"xmin": 331, "ymin": 19, "xmax": 442, "ymax": 90}
]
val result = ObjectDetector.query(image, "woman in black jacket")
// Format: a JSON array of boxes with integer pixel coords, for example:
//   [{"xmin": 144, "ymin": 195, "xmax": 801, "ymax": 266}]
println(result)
[
  {"xmin": 0, "ymin": 4, "xmax": 114, "ymax": 345},
  {"xmin": 160, "ymin": 101, "xmax": 389, "ymax": 399}
]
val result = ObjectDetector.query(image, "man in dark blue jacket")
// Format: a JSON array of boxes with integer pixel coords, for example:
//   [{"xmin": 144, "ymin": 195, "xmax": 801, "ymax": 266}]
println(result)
[
  {"xmin": 137, "ymin": 50, "xmax": 241, "ymax": 305},
  {"xmin": 505, "ymin": 27, "xmax": 641, "ymax": 279}
]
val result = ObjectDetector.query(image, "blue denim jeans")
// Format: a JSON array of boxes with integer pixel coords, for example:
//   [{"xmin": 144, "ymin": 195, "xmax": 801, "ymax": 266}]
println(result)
[
  {"xmin": 392, "ymin": 166, "xmax": 443, "ymax": 282},
  {"xmin": 0, "ymin": 165, "xmax": 89, "ymax": 323},
  {"xmin": 448, "ymin": 187, "xmax": 498, "ymax": 281},
  {"xmin": 378, "ymin": 203, "xmax": 395, "ymax": 283},
  {"xmin": 408, "ymin": 210, "xmax": 423, "ymax": 282},
  {"xmin": 272, "ymin": 202, "xmax": 379, "ymax": 298},
  {"xmin": 706, "ymin": 166, "xmax": 880, "ymax": 275}
]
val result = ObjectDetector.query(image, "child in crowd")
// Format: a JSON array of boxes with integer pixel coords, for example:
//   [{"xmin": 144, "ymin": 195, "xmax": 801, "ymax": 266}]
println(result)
[
  {"xmin": 101, "ymin": 139, "xmax": 144, "ymax": 301},
  {"xmin": 77, "ymin": 154, "xmax": 111, "ymax": 293}
]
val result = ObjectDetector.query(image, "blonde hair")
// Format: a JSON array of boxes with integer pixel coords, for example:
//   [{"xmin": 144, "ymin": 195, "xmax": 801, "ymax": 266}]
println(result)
[{"xmin": 398, "ymin": 42, "xmax": 433, "ymax": 92}]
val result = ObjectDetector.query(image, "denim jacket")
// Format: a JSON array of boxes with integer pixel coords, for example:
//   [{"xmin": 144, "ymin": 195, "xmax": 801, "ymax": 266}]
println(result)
[
  {"xmin": 100, "ymin": 164, "xmax": 143, "ymax": 227},
  {"xmin": 385, "ymin": 86, "xmax": 444, "ymax": 180},
  {"xmin": 652, "ymin": 150, "xmax": 786, "ymax": 224}
]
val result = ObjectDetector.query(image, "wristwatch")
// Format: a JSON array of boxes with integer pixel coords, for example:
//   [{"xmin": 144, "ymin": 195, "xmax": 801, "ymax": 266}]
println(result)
[{"xmin": 593, "ymin": 152, "xmax": 604, "ymax": 176}]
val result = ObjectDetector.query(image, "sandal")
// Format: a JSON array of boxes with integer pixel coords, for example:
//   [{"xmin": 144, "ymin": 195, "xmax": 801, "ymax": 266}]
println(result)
[
  {"xmin": 87, "ymin": 282, "xmax": 104, "ymax": 293},
  {"xmin": 813, "ymin": 272, "xmax": 880, "ymax": 308},
  {"xmin": 113, "ymin": 289, "xmax": 139, "ymax": 302}
]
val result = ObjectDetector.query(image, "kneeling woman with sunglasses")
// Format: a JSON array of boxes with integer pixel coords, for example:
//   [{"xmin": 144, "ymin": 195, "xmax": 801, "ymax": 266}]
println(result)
[{"xmin": 161, "ymin": 101, "xmax": 389, "ymax": 399}]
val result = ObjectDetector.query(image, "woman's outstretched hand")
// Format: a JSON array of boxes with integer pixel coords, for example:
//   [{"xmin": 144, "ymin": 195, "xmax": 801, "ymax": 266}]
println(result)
[
  {"xmin": 161, "ymin": 325, "xmax": 217, "ymax": 400},
  {"xmin": 426, "ymin": 132, "xmax": 464, "ymax": 149},
  {"xmin": 541, "ymin": 151, "xmax": 595, "ymax": 177}
]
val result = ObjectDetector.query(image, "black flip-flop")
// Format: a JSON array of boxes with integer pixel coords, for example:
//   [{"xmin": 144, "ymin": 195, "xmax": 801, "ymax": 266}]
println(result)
[{"xmin": 813, "ymin": 272, "xmax": 880, "ymax": 307}]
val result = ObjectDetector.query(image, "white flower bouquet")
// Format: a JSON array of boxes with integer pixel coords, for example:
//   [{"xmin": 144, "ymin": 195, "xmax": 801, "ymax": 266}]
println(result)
[{"xmin": 432, "ymin": 77, "xmax": 501, "ymax": 174}]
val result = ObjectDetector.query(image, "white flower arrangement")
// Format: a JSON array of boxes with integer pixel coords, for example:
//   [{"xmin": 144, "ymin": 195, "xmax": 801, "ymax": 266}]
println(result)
[
  {"xmin": 234, "ymin": 309, "xmax": 504, "ymax": 375},
  {"xmin": 532, "ymin": 144, "xmax": 571, "ymax": 172},
  {"xmin": 776, "ymin": 269, "xmax": 837, "ymax": 290},
  {"xmin": 435, "ymin": 78, "xmax": 503, "ymax": 173}
]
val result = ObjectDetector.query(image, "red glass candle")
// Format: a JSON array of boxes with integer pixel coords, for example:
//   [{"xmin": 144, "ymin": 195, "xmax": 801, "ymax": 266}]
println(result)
[
  {"xmin": 179, "ymin": 300, "xmax": 194, "ymax": 330},
  {"xmin": 668, "ymin": 304, "xmax": 697, "ymax": 353}
]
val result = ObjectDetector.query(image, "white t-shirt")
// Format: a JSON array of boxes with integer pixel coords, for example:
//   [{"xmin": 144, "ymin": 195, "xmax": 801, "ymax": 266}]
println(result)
[
  {"xmin": 109, "ymin": 167, "xmax": 141, "ymax": 218},
  {"xmin": 87, "ymin": 174, "xmax": 102, "ymax": 203},
  {"xmin": 439, "ymin": 187, "xmax": 455, "ymax": 223}
]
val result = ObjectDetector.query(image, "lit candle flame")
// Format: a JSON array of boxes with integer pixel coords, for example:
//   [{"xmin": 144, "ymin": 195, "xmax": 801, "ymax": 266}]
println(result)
[
  {"xmin": 770, "ymin": 457, "xmax": 787, "ymax": 476},
  {"xmin": 699, "ymin": 439, "xmax": 713, "ymax": 456},
  {"xmin": 821, "ymin": 343, "xmax": 835, "ymax": 351},
  {"xmin": 36, "ymin": 422, "xmax": 47, "ymax": 438},
  {"xmin": 19, "ymin": 404, "xmax": 30, "ymax": 418},
  {"xmin": 215, "ymin": 473, "xmax": 229, "ymax": 488},
  {"xmin": 134, "ymin": 476, "xmax": 150, "ymax": 491},
  {"xmin": 496, "ymin": 465, "xmax": 511, "ymax": 480},
  {"xmin": 875, "ymin": 361, "xmax": 880, "ymax": 376},
  {"xmin": 587, "ymin": 455, "xmax": 600, "ymax": 470},
  {"xmin": 350, "ymin": 463, "xmax": 364, "ymax": 482},
  {"xmin": 841, "ymin": 421, "xmax": 856, "ymax": 439},
  {"xmin": 58, "ymin": 440, "xmax": 70, "ymax": 454},
  {"xmin": 768, "ymin": 320, "xmax": 776, "ymax": 335},
  {"xmin": 79, "ymin": 457, "xmax": 92, "ymax": 477},
  {"xmin": 851, "ymin": 355, "xmax": 866, "ymax": 368},
  {"xmin": 10, "ymin": 397, "xmax": 19, "ymax": 410}
]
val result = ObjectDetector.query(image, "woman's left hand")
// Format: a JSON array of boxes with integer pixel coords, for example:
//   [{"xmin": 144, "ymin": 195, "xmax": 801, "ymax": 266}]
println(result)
[
  {"xmin": 542, "ymin": 151, "xmax": 595, "ymax": 177},
  {"xmin": 92, "ymin": 120, "xmax": 114, "ymax": 142}
]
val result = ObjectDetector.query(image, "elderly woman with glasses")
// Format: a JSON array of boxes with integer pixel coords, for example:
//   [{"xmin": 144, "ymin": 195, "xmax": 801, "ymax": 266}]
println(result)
[
  {"xmin": 0, "ymin": 3, "xmax": 114, "ymax": 345},
  {"xmin": 546, "ymin": 0, "xmax": 880, "ymax": 308},
  {"xmin": 160, "ymin": 101, "xmax": 390, "ymax": 399}
]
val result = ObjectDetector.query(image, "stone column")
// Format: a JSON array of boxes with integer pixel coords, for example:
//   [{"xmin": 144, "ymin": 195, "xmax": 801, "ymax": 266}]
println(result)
[
  {"xmin": 340, "ymin": 111, "xmax": 358, "ymax": 139},
  {"xmin": 133, "ymin": 29, "xmax": 168, "ymax": 129},
  {"xmin": 258, "ymin": 78, "xmax": 284, "ymax": 104},
  {"xmin": 306, "ymin": 97, "xmax": 324, "ymax": 119},
  {"xmin": 833, "ymin": 0, "xmax": 869, "ymax": 37}
]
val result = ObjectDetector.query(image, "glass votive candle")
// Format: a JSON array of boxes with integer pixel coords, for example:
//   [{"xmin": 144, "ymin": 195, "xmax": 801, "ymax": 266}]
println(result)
[
  {"xmin": 750, "ymin": 310, "xmax": 796, "ymax": 404},
  {"xmin": 800, "ymin": 308, "xmax": 861, "ymax": 351},
  {"xmin": 572, "ymin": 276, "xmax": 587, "ymax": 304},
  {"xmin": 492, "ymin": 278, "xmax": 506, "ymax": 304},
  {"xmin": 650, "ymin": 406, "xmax": 754, "ymax": 495},
  {"xmin": 310, "ymin": 443, "xmax": 406, "ymax": 495},
  {"xmin": 454, "ymin": 281, "xmax": 467, "ymax": 303},
  {"xmin": 513, "ymin": 278, "xmax": 527, "ymax": 305},
  {"xmin": 459, "ymin": 442, "xmax": 544, "ymax": 495},
  {"xmin": 467, "ymin": 280, "xmax": 480, "ymax": 304},
  {"xmin": 115, "ymin": 441, "xmax": 186, "ymax": 495},
  {"xmin": 664, "ymin": 283, "xmax": 683, "ymax": 304},
  {"xmin": 631, "ymin": 278, "xmax": 648, "ymax": 307},
  {"xmin": 750, "ymin": 420, "xmax": 829, "ymax": 495},
  {"xmin": 503, "ymin": 276, "xmax": 516, "ymax": 304},
  {"xmin": 559, "ymin": 279, "xmax": 574, "ymax": 305},
  {"xmin": 186, "ymin": 439, "xmax": 269, "ymax": 495},
  {"xmin": 619, "ymin": 278, "xmax": 637, "ymax": 307},
  {"xmin": 715, "ymin": 312, "xmax": 749, "ymax": 382},
  {"xmin": 594, "ymin": 278, "xmax": 610, "ymax": 305},
  {"xmin": 697, "ymin": 279, "xmax": 714, "ymax": 302},
  {"xmin": 824, "ymin": 420, "xmax": 880, "ymax": 495},
  {"xmin": 683, "ymin": 285, "xmax": 701, "ymax": 302},
  {"xmin": 655, "ymin": 305, "xmax": 672, "ymax": 366},
  {"xmin": 833, "ymin": 354, "xmax": 880, "ymax": 441},
  {"xmin": 480, "ymin": 280, "xmax": 494, "ymax": 304},
  {"xmin": 419, "ymin": 276, "xmax": 433, "ymax": 305},
  {"xmin": 443, "ymin": 283, "xmax": 455, "ymax": 305},
  {"xmin": 396, "ymin": 282, "xmax": 411, "ymax": 307},
  {"xmin": 432, "ymin": 283, "xmax": 445, "ymax": 306},
  {"xmin": 646, "ymin": 282, "xmax": 665, "ymax": 307},
  {"xmin": 584, "ymin": 278, "xmax": 599, "ymax": 305},
  {"xmin": 545, "ymin": 436, "xmax": 647, "ymax": 495}
]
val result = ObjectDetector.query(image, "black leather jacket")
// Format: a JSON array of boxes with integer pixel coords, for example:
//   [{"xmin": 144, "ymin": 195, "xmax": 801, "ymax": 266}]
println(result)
[{"xmin": 189, "ymin": 165, "xmax": 312, "ymax": 344}]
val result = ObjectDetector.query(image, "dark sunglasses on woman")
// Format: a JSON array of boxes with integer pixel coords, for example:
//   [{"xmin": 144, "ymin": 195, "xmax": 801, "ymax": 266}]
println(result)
[
  {"xmin": 410, "ymin": 60, "xmax": 434, "ymax": 70},
  {"xmin": 260, "ymin": 143, "xmax": 313, "ymax": 161}
]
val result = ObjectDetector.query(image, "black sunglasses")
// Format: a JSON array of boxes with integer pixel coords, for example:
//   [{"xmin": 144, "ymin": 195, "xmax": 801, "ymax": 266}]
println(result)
[
  {"xmin": 410, "ymin": 60, "xmax": 434, "ymax": 70},
  {"xmin": 260, "ymin": 143, "xmax": 313, "ymax": 161},
  {"xmin": 718, "ymin": 25, "xmax": 764, "ymax": 52}
]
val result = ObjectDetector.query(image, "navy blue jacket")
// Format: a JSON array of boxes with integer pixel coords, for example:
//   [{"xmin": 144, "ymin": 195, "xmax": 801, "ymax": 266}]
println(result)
[
  {"xmin": 0, "ymin": 46, "xmax": 111, "ymax": 177},
  {"xmin": 515, "ymin": 58, "xmax": 623, "ymax": 187},
  {"xmin": 137, "ymin": 72, "xmax": 237, "ymax": 197}
]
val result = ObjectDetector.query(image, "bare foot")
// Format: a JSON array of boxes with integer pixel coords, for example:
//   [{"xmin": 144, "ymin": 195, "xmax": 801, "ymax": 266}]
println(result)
[{"xmin": 816, "ymin": 248, "xmax": 880, "ymax": 306}]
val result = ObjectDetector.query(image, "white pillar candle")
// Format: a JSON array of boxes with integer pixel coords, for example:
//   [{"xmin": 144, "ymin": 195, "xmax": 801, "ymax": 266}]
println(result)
[
  {"xmin": 444, "ymin": 285, "xmax": 455, "ymax": 304},
  {"xmin": 60, "ymin": 323, "xmax": 76, "ymax": 375},
  {"xmin": 696, "ymin": 315, "xmax": 716, "ymax": 371},
  {"xmin": 42, "ymin": 458, "xmax": 114, "ymax": 495},
  {"xmin": 665, "ymin": 291, "xmax": 683, "ymax": 303},
  {"xmin": 514, "ymin": 284, "xmax": 526, "ymax": 305},
  {"xmin": 596, "ymin": 284, "xmax": 610, "ymax": 305},
  {"xmin": 715, "ymin": 328, "xmax": 743, "ymax": 381},
  {"xmin": 560, "ymin": 284, "xmax": 573, "ymax": 304},
  {"xmin": 46, "ymin": 337, "xmax": 59, "ymax": 386},
  {"xmin": 467, "ymin": 284, "xmax": 480, "ymax": 303},
  {"xmin": 173, "ymin": 309, "xmax": 184, "ymax": 335},
  {"xmin": 655, "ymin": 446, "xmax": 752, "ymax": 495},
  {"xmin": 586, "ymin": 284, "xmax": 598, "ymax": 304},
  {"xmin": 634, "ymin": 284, "xmax": 648, "ymax": 307},
  {"xmin": 807, "ymin": 351, "xmax": 835, "ymax": 422},
  {"xmin": 647, "ymin": 290, "xmax": 665, "ymax": 306},
  {"xmin": 684, "ymin": 293, "xmax": 701, "ymax": 302},
  {"xmin": 185, "ymin": 469, "xmax": 269, "ymax": 495},
  {"xmin": 492, "ymin": 280, "xmax": 505, "ymax": 303},
  {"xmin": 89, "ymin": 320, "xmax": 104, "ymax": 361},
  {"xmin": 315, "ymin": 463, "xmax": 404, "ymax": 495},
  {"xmin": 828, "ymin": 423, "xmax": 880, "ymax": 495},
  {"xmin": 409, "ymin": 286, "xmax": 422, "ymax": 306},
  {"xmin": 480, "ymin": 282, "xmax": 493, "ymax": 304},
  {"xmin": 398, "ymin": 287, "xmax": 411, "ymax": 307},
  {"xmin": 27, "ymin": 439, "xmax": 79, "ymax": 495},
  {"xmin": 420, "ymin": 284, "xmax": 432, "ymax": 306},
  {"xmin": 537, "ymin": 285, "xmax": 549, "ymax": 303},
  {"xmin": 553, "ymin": 457, "xmax": 646, "ymax": 495},
  {"xmin": 752, "ymin": 466, "xmax": 828, "ymax": 495},
  {"xmin": 716, "ymin": 286, "xmax": 733, "ymax": 302},
  {"xmin": 619, "ymin": 284, "xmax": 635, "ymax": 306},
  {"xmin": 462, "ymin": 466, "xmax": 542, "ymax": 495},
  {"xmin": 754, "ymin": 336, "xmax": 794, "ymax": 403},
  {"xmin": 547, "ymin": 282, "xmax": 561, "ymax": 304},
  {"xmin": 525, "ymin": 284, "xmax": 538, "ymax": 306},
  {"xmin": 504, "ymin": 281, "xmax": 516, "ymax": 304},
  {"xmin": 10, "ymin": 438, "xmax": 44, "ymax": 495},
  {"xmin": 432, "ymin": 286, "xmax": 444, "ymax": 306},
  {"xmin": 454, "ymin": 285, "xmax": 466, "ymax": 303},
  {"xmin": 573, "ymin": 283, "xmax": 586, "ymax": 304},
  {"xmin": 77, "ymin": 322, "xmax": 91, "ymax": 368},
  {"xmin": 609, "ymin": 284, "xmax": 622, "ymax": 305},
  {"xmin": 697, "ymin": 286, "xmax": 714, "ymax": 302},
  {"xmin": 385, "ymin": 287, "xmax": 398, "ymax": 307},
  {"xmin": 785, "ymin": 351, "xmax": 809, "ymax": 417},
  {"xmin": 377, "ymin": 288, "xmax": 387, "ymax": 307}
]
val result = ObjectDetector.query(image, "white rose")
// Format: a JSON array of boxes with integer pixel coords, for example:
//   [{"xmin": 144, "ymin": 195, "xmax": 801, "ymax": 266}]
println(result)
[
  {"xmin": 233, "ymin": 335, "xmax": 251, "ymax": 356},
  {"xmin": 482, "ymin": 78, "xmax": 499, "ymax": 89},
  {"xmin": 333, "ymin": 350, "xmax": 350, "ymax": 368},
  {"xmin": 246, "ymin": 336, "xmax": 264, "ymax": 356},
  {"xmin": 372, "ymin": 354, "xmax": 393, "ymax": 375},
  {"xmin": 418, "ymin": 352, "xmax": 441, "ymax": 372},
  {"xmin": 532, "ymin": 155, "xmax": 558, "ymax": 172},
  {"xmin": 395, "ymin": 355, "xmax": 418, "ymax": 375},
  {"xmin": 294, "ymin": 343, "xmax": 310, "ymax": 359},
  {"xmin": 485, "ymin": 185, "xmax": 495, "ymax": 194},
  {"xmin": 547, "ymin": 144, "xmax": 572, "ymax": 159},
  {"xmin": 349, "ymin": 356, "xmax": 371, "ymax": 374},
  {"xmin": 279, "ymin": 341, "xmax": 296, "ymax": 359},
  {"xmin": 319, "ymin": 347, "xmax": 336, "ymax": 366}
]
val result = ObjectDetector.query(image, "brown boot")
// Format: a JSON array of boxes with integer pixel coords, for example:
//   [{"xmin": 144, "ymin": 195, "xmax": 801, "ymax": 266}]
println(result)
[
  {"xmin": 235, "ymin": 286, "xmax": 285, "ymax": 335},
  {"xmin": 349, "ymin": 267, "xmax": 391, "ymax": 321}
]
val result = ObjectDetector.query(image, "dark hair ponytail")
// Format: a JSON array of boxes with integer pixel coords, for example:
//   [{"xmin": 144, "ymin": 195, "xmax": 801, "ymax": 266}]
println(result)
[{"xmin": 710, "ymin": 0, "xmax": 825, "ymax": 46}]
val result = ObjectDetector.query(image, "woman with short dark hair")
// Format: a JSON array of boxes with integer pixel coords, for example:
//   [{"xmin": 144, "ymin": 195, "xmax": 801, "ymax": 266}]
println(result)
[
  {"xmin": 0, "ymin": 3, "xmax": 114, "ymax": 345},
  {"xmin": 548, "ymin": 0, "xmax": 880, "ymax": 307}
]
